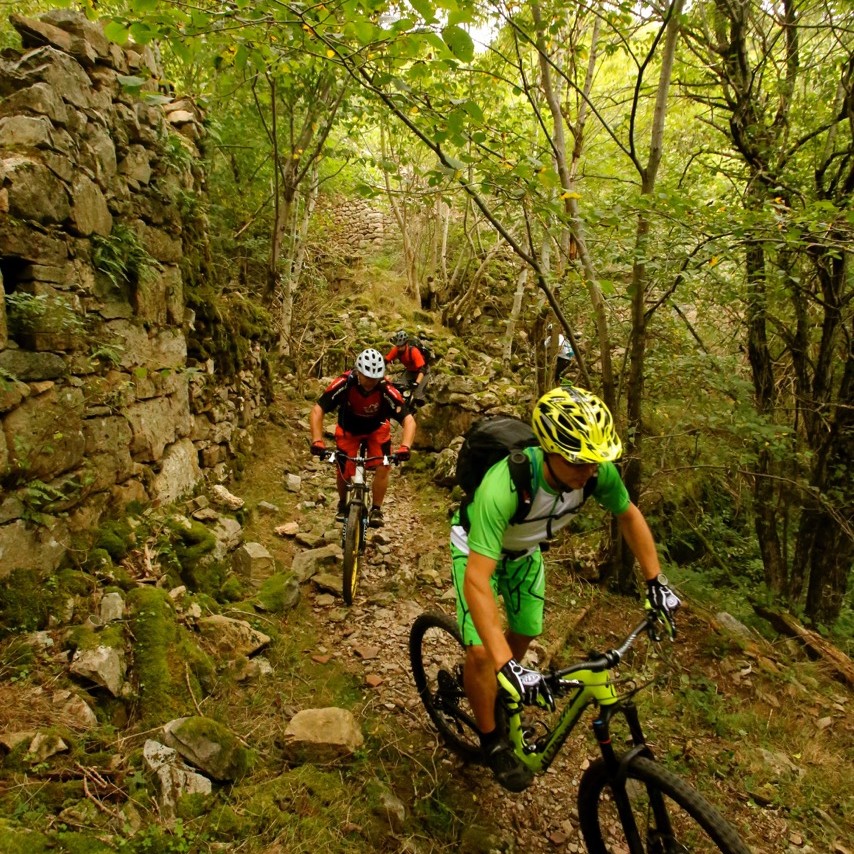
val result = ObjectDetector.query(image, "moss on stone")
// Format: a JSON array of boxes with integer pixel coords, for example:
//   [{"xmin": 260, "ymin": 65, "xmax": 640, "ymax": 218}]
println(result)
[
  {"xmin": 126, "ymin": 587, "xmax": 183, "ymax": 727},
  {"xmin": 93, "ymin": 518, "xmax": 135, "ymax": 561},
  {"xmin": 254, "ymin": 573, "xmax": 298, "ymax": 614},
  {"xmin": 234, "ymin": 765, "xmax": 368, "ymax": 843},
  {"xmin": 54, "ymin": 832, "xmax": 115, "ymax": 854},
  {"xmin": 125, "ymin": 587, "xmax": 216, "ymax": 726},
  {"xmin": 218, "ymin": 575, "xmax": 244, "ymax": 602},
  {"xmin": 204, "ymin": 803, "xmax": 248, "ymax": 838},
  {"xmin": 168, "ymin": 716, "xmax": 255, "ymax": 780},
  {"xmin": 166, "ymin": 518, "xmax": 220, "ymax": 593},
  {"xmin": 0, "ymin": 820, "xmax": 51, "ymax": 854},
  {"xmin": 65, "ymin": 622, "xmax": 124, "ymax": 652},
  {"xmin": 180, "ymin": 635, "xmax": 216, "ymax": 696},
  {"xmin": 56, "ymin": 569, "xmax": 98, "ymax": 596},
  {"xmin": 0, "ymin": 568, "xmax": 63, "ymax": 637}
]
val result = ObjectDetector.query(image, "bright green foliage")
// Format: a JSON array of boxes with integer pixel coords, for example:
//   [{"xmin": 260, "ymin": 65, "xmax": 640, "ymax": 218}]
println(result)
[{"xmin": 92, "ymin": 223, "xmax": 161, "ymax": 291}]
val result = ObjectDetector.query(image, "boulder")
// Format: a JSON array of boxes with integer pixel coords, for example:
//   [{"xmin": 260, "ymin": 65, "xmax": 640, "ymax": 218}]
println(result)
[
  {"xmin": 163, "ymin": 716, "xmax": 254, "ymax": 781},
  {"xmin": 283, "ymin": 707, "xmax": 364, "ymax": 763},
  {"xmin": 196, "ymin": 615, "xmax": 270, "ymax": 658}
]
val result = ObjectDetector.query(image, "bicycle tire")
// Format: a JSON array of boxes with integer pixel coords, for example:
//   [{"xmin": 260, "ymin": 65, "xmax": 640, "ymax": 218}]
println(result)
[
  {"xmin": 578, "ymin": 755, "xmax": 751, "ymax": 853},
  {"xmin": 342, "ymin": 502, "xmax": 362, "ymax": 605},
  {"xmin": 409, "ymin": 613, "xmax": 482, "ymax": 763}
]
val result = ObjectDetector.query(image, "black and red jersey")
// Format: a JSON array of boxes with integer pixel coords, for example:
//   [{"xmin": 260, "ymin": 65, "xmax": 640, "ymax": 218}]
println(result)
[{"xmin": 317, "ymin": 371, "xmax": 408, "ymax": 435}]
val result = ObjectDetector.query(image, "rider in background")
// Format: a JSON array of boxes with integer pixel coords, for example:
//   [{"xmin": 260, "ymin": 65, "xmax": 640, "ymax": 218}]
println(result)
[
  {"xmin": 309, "ymin": 348, "xmax": 416, "ymax": 528},
  {"xmin": 543, "ymin": 324, "xmax": 575, "ymax": 385},
  {"xmin": 450, "ymin": 387, "xmax": 679, "ymax": 792},
  {"xmin": 385, "ymin": 330, "xmax": 428, "ymax": 408}
]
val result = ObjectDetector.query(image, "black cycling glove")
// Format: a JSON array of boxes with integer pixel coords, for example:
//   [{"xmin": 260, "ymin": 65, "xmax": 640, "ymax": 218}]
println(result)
[{"xmin": 497, "ymin": 659, "xmax": 554, "ymax": 710}]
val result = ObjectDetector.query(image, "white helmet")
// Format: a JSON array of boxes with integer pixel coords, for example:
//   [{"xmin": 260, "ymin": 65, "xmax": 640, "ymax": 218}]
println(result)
[
  {"xmin": 355, "ymin": 348, "xmax": 385, "ymax": 379},
  {"xmin": 392, "ymin": 330, "xmax": 408, "ymax": 346}
]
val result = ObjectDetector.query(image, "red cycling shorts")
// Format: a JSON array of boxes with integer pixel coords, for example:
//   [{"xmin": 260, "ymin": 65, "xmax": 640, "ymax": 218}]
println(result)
[{"xmin": 334, "ymin": 423, "xmax": 391, "ymax": 479}]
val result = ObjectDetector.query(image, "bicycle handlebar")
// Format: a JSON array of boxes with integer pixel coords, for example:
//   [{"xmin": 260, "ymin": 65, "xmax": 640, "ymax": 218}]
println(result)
[
  {"xmin": 550, "ymin": 617, "xmax": 656, "ymax": 682},
  {"xmin": 322, "ymin": 450, "xmax": 402, "ymax": 466}
]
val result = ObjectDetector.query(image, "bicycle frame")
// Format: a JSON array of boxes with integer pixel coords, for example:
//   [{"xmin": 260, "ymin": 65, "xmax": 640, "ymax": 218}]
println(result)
[
  {"xmin": 325, "ymin": 444, "xmax": 390, "ymax": 521},
  {"xmin": 506, "ymin": 619, "xmax": 656, "ymax": 776}
]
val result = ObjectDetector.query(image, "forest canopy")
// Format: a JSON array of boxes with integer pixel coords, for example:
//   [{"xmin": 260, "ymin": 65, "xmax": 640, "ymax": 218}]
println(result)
[{"xmin": 3, "ymin": 0, "xmax": 852, "ymax": 634}]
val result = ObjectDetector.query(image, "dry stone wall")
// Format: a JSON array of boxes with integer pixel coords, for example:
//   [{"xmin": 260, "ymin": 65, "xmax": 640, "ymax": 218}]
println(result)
[
  {"xmin": 316, "ymin": 194, "xmax": 392, "ymax": 256},
  {"xmin": 0, "ymin": 11, "xmax": 269, "ymax": 578}
]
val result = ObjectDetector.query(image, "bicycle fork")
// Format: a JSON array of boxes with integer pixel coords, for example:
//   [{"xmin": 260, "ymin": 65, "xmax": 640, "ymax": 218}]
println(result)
[{"xmin": 592, "ymin": 701, "xmax": 676, "ymax": 852}]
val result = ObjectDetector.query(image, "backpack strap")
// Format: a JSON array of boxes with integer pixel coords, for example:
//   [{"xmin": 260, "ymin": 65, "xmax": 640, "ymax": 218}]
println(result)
[
  {"xmin": 508, "ymin": 449, "xmax": 533, "ymax": 525},
  {"xmin": 459, "ymin": 449, "xmax": 533, "ymax": 532}
]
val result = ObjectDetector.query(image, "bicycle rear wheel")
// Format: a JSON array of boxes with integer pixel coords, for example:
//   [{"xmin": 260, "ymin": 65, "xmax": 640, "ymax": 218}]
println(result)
[
  {"xmin": 578, "ymin": 755, "xmax": 751, "ymax": 853},
  {"xmin": 409, "ymin": 613, "xmax": 482, "ymax": 763},
  {"xmin": 342, "ymin": 502, "xmax": 363, "ymax": 605}
]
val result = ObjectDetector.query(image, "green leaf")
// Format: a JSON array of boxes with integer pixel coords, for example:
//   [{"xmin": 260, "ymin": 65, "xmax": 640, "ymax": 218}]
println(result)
[
  {"xmin": 103, "ymin": 20, "xmax": 130, "ymax": 46},
  {"xmin": 441, "ymin": 155, "xmax": 467, "ymax": 172},
  {"xmin": 441, "ymin": 25, "xmax": 474, "ymax": 62},
  {"xmin": 352, "ymin": 21, "xmax": 377, "ymax": 44},
  {"xmin": 131, "ymin": 0, "xmax": 159, "ymax": 11},
  {"xmin": 354, "ymin": 182, "xmax": 379, "ymax": 199},
  {"xmin": 462, "ymin": 99, "xmax": 483, "ymax": 122},
  {"xmin": 409, "ymin": 0, "xmax": 437, "ymax": 23},
  {"xmin": 117, "ymin": 75, "xmax": 146, "ymax": 93},
  {"xmin": 129, "ymin": 22, "xmax": 156, "ymax": 45}
]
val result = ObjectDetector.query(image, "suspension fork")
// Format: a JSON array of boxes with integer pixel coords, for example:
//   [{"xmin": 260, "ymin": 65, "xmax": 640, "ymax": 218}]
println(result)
[{"xmin": 592, "ymin": 701, "xmax": 663, "ymax": 853}]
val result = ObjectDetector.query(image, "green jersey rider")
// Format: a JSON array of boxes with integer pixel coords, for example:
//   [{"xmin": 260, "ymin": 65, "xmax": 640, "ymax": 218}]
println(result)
[{"xmin": 450, "ymin": 387, "xmax": 680, "ymax": 792}]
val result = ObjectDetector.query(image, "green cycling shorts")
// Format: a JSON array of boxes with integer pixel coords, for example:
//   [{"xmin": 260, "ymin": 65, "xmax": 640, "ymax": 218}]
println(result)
[{"xmin": 450, "ymin": 542, "xmax": 545, "ymax": 646}]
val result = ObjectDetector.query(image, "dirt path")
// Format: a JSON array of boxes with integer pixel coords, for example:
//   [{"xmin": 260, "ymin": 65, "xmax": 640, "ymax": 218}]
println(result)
[
  {"xmin": 240, "ymin": 393, "xmax": 803, "ymax": 853},
  {"xmin": 243, "ymin": 396, "xmax": 601, "ymax": 851}
]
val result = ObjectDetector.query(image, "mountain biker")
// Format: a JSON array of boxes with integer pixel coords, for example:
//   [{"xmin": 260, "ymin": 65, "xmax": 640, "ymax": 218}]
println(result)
[
  {"xmin": 450, "ymin": 386, "xmax": 680, "ymax": 792},
  {"xmin": 544, "ymin": 324, "xmax": 575, "ymax": 384},
  {"xmin": 309, "ymin": 348, "xmax": 416, "ymax": 528},
  {"xmin": 385, "ymin": 330, "xmax": 429, "ymax": 408}
]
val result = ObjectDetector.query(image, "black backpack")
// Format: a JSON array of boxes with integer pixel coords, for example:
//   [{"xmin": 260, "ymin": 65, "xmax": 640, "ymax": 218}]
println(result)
[
  {"xmin": 456, "ymin": 416, "xmax": 539, "ymax": 529},
  {"xmin": 408, "ymin": 336, "xmax": 434, "ymax": 366}
]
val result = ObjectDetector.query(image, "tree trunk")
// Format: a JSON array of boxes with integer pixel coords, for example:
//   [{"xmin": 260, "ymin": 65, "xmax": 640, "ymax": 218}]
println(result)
[
  {"xmin": 753, "ymin": 604, "xmax": 854, "ymax": 689},
  {"xmin": 504, "ymin": 268, "xmax": 527, "ymax": 362},
  {"xmin": 278, "ymin": 169, "xmax": 318, "ymax": 354},
  {"xmin": 611, "ymin": 0, "xmax": 685, "ymax": 591}
]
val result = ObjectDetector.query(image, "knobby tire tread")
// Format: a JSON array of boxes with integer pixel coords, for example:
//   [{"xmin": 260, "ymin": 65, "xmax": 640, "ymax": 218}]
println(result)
[
  {"xmin": 578, "ymin": 755, "xmax": 751, "ymax": 854},
  {"xmin": 409, "ymin": 612, "xmax": 482, "ymax": 763},
  {"xmin": 342, "ymin": 501, "xmax": 362, "ymax": 605}
]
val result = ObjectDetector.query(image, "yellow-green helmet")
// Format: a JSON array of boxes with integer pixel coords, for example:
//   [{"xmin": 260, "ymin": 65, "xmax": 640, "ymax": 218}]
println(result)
[{"xmin": 531, "ymin": 387, "xmax": 622, "ymax": 463}]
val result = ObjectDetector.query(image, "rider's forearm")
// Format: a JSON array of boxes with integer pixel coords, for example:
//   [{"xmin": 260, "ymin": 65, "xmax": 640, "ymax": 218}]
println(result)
[
  {"xmin": 617, "ymin": 503, "xmax": 661, "ymax": 581},
  {"xmin": 400, "ymin": 414, "xmax": 417, "ymax": 448},
  {"xmin": 309, "ymin": 404, "xmax": 325, "ymax": 444},
  {"xmin": 464, "ymin": 552, "xmax": 512, "ymax": 671}
]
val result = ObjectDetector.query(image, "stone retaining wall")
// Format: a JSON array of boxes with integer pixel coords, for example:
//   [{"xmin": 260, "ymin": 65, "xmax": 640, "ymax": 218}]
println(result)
[
  {"xmin": 316, "ymin": 194, "xmax": 392, "ymax": 255},
  {"xmin": 0, "ymin": 11, "xmax": 269, "ymax": 577}
]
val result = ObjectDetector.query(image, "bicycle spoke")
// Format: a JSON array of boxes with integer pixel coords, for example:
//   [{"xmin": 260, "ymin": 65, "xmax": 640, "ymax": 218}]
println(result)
[
  {"xmin": 342, "ymin": 502, "xmax": 362, "ymax": 605},
  {"xmin": 409, "ymin": 614, "xmax": 482, "ymax": 762},
  {"xmin": 579, "ymin": 756, "xmax": 750, "ymax": 854}
]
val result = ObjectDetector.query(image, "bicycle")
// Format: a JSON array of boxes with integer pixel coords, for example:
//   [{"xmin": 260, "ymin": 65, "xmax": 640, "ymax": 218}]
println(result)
[
  {"xmin": 391, "ymin": 372, "xmax": 430, "ymax": 412},
  {"xmin": 409, "ymin": 611, "xmax": 752, "ymax": 853},
  {"xmin": 323, "ymin": 445, "xmax": 397, "ymax": 605}
]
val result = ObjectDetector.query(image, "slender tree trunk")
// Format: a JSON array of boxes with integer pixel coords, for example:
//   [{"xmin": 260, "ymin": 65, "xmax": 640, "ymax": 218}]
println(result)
[
  {"xmin": 531, "ymin": 2, "xmax": 600, "ymax": 397},
  {"xmin": 505, "ymin": 267, "xmax": 527, "ymax": 362},
  {"xmin": 278, "ymin": 168, "xmax": 319, "ymax": 354},
  {"xmin": 610, "ymin": 0, "xmax": 685, "ymax": 591}
]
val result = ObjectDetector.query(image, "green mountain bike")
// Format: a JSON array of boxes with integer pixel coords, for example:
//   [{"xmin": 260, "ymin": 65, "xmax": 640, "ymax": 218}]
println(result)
[{"xmin": 409, "ymin": 612, "xmax": 752, "ymax": 853}]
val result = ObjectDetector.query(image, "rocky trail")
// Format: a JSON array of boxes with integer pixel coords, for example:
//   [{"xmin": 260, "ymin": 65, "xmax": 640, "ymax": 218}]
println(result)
[
  {"xmin": 260, "ymin": 401, "xmax": 597, "ymax": 853},
  {"xmin": 237, "ymin": 390, "xmax": 836, "ymax": 854}
]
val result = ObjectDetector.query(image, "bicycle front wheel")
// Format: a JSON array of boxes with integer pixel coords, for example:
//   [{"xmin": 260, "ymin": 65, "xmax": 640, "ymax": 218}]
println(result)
[
  {"xmin": 578, "ymin": 755, "xmax": 751, "ymax": 853},
  {"xmin": 342, "ymin": 502, "xmax": 363, "ymax": 605},
  {"xmin": 409, "ymin": 613, "xmax": 482, "ymax": 763}
]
